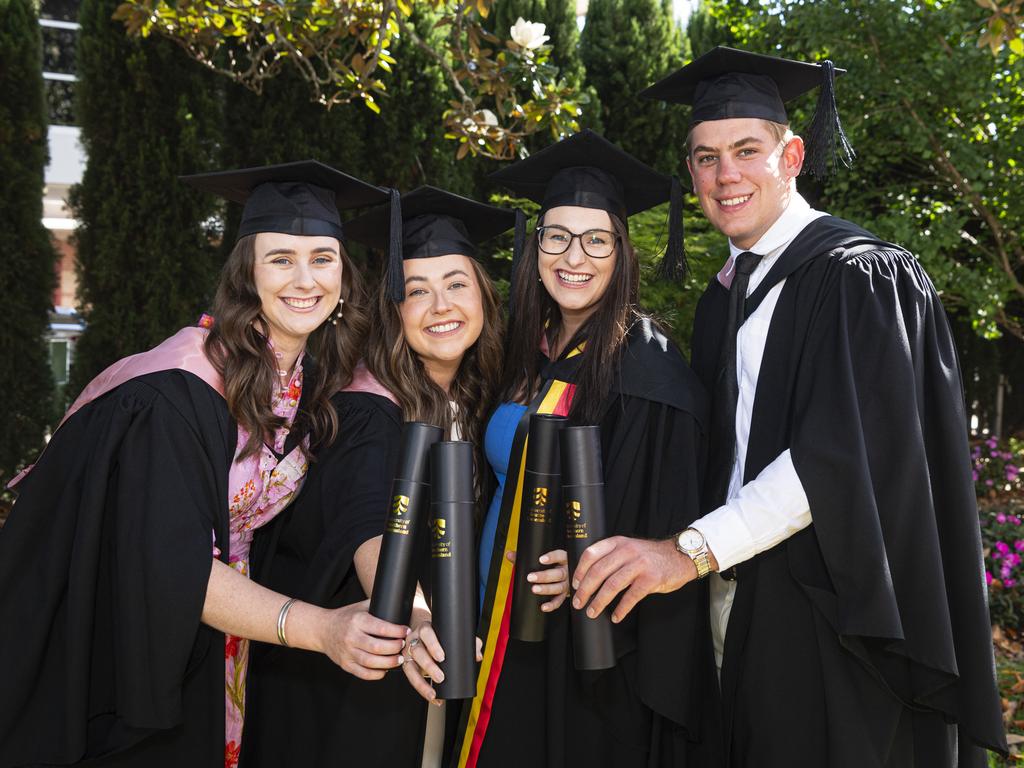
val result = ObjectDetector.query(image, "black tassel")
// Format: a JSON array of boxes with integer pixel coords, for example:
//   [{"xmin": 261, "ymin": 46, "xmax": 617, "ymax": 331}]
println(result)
[
  {"xmin": 509, "ymin": 208, "xmax": 527, "ymax": 317},
  {"xmin": 386, "ymin": 188, "xmax": 405, "ymax": 303},
  {"xmin": 802, "ymin": 60, "xmax": 855, "ymax": 179},
  {"xmin": 657, "ymin": 175, "xmax": 687, "ymax": 283}
]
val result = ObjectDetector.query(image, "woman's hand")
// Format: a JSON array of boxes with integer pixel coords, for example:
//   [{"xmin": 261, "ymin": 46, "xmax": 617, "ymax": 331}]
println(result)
[
  {"xmin": 402, "ymin": 612, "xmax": 485, "ymax": 704},
  {"xmin": 317, "ymin": 598, "xmax": 409, "ymax": 680},
  {"xmin": 401, "ymin": 618, "xmax": 447, "ymax": 703},
  {"xmin": 507, "ymin": 548, "xmax": 570, "ymax": 612}
]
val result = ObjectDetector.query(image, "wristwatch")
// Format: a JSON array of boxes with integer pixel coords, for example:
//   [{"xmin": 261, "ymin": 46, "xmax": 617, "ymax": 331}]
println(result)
[{"xmin": 675, "ymin": 527, "xmax": 712, "ymax": 579}]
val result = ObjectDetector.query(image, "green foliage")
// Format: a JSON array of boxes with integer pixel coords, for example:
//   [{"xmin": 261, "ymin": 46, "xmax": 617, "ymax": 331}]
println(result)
[
  {"xmin": 487, "ymin": 0, "xmax": 582, "ymax": 84},
  {"xmin": 580, "ymin": 0, "xmax": 689, "ymax": 174},
  {"xmin": 630, "ymin": 200, "xmax": 726, "ymax": 355},
  {"xmin": 0, "ymin": 0, "xmax": 57, "ymax": 481},
  {"xmin": 69, "ymin": 0, "xmax": 222, "ymax": 398},
  {"xmin": 698, "ymin": 0, "xmax": 1024, "ymax": 341},
  {"xmin": 217, "ymin": 8, "xmax": 489, "ymax": 269},
  {"xmin": 484, "ymin": 0, "xmax": 602, "ymax": 141},
  {"xmin": 115, "ymin": 0, "xmax": 587, "ymax": 161}
]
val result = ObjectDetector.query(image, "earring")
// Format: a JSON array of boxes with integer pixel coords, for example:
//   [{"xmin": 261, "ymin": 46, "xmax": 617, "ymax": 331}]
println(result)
[{"xmin": 330, "ymin": 298, "xmax": 344, "ymax": 326}]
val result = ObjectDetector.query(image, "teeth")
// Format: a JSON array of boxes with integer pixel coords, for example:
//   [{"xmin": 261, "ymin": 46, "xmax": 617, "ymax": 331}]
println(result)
[
  {"xmin": 720, "ymin": 195, "xmax": 751, "ymax": 207},
  {"xmin": 426, "ymin": 321, "xmax": 461, "ymax": 334},
  {"xmin": 282, "ymin": 296, "xmax": 319, "ymax": 308},
  {"xmin": 557, "ymin": 270, "xmax": 592, "ymax": 284}
]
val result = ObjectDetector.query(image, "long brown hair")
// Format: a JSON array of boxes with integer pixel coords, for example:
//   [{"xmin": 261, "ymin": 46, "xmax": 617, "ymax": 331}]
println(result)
[
  {"xmin": 365, "ymin": 257, "xmax": 503, "ymax": 461},
  {"xmin": 205, "ymin": 233, "xmax": 369, "ymax": 459},
  {"xmin": 500, "ymin": 212, "xmax": 640, "ymax": 424}
]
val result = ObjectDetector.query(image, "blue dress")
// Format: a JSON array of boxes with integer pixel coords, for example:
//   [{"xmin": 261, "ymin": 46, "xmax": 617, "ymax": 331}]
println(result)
[{"xmin": 478, "ymin": 402, "xmax": 527, "ymax": 605}]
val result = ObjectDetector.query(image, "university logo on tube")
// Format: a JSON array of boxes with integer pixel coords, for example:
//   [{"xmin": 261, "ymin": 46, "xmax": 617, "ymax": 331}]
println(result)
[
  {"xmin": 567, "ymin": 500, "xmax": 588, "ymax": 539},
  {"xmin": 386, "ymin": 494, "xmax": 412, "ymax": 535},
  {"xmin": 393, "ymin": 494, "xmax": 410, "ymax": 516},
  {"xmin": 431, "ymin": 519, "xmax": 451, "ymax": 558},
  {"xmin": 529, "ymin": 487, "xmax": 552, "ymax": 524}
]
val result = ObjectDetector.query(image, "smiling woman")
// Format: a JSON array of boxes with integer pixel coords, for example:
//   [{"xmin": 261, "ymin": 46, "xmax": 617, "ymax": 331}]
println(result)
[
  {"xmin": 455, "ymin": 130, "xmax": 719, "ymax": 768},
  {"xmin": 0, "ymin": 161, "xmax": 413, "ymax": 768},
  {"xmin": 240, "ymin": 185, "xmax": 514, "ymax": 768}
]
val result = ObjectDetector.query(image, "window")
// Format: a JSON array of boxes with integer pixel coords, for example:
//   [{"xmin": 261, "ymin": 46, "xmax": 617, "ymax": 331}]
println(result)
[{"xmin": 40, "ymin": 1, "xmax": 79, "ymax": 126}]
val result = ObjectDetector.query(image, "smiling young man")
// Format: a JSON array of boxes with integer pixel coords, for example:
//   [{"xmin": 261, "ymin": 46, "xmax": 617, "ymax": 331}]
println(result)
[{"xmin": 619, "ymin": 46, "xmax": 1006, "ymax": 766}]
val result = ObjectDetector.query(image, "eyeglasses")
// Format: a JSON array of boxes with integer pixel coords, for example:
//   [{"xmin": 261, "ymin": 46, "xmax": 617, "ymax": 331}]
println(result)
[{"xmin": 536, "ymin": 225, "xmax": 619, "ymax": 259}]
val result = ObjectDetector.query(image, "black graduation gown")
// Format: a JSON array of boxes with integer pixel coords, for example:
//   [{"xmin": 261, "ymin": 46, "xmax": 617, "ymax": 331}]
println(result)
[
  {"xmin": 454, "ymin": 320, "xmax": 722, "ymax": 768},
  {"xmin": 240, "ymin": 391, "xmax": 427, "ymax": 768},
  {"xmin": 691, "ymin": 216, "xmax": 1008, "ymax": 767},
  {"xmin": 0, "ymin": 370, "xmax": 236, "ymax": 768}
]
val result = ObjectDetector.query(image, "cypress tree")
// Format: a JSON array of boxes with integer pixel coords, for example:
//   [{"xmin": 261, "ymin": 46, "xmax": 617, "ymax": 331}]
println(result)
[
  {"xmin": 68, "ymin": 0, "xmax": 221, "ymax": 397},
  {"xmin": 580, "ymin": 0, "xmax": 688, "ymax": 173},
  {"xmin": 0, "ymin": 0, "xmax": 57, "ymax": 483}
]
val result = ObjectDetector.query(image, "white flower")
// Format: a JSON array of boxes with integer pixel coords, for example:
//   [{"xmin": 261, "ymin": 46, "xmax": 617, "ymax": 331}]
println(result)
[
  {"xmin": 510, "ymin": 17, "xmax": 550, "ymax": 50},
  {"xmin": 462, "ymin": 109, "xmax": 499, "ymax": 131}
]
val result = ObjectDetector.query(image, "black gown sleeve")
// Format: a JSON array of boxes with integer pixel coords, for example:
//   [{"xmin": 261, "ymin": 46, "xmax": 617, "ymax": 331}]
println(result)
[
  {"xmin": 0, "ymin": 371, "xmax": 232, "ymax": 767},
  {"xmin": 241, "ymin": 391, "xmax": 426, "ymax": 768},
  {"xmin": 595, "ymin": 394, "xmax": 719, "ymax": 760},
  {"xmin": 788, "ymin": 249, "xmax": 1006, "ymax": 754}
]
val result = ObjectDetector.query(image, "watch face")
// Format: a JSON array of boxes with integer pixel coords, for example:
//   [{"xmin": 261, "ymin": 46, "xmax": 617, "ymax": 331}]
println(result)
[{"xmin": 679, "ymin": 529, "xmax": 704, "ymax": 552}]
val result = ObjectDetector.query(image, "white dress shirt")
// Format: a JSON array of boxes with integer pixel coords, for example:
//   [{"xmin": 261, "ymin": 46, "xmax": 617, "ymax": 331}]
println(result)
[{"xmin": 690, "ymin": 193, "xmax": 828, "ymax": 671}]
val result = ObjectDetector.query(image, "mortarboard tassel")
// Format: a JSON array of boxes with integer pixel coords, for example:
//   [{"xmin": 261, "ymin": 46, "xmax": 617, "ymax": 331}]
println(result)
[
  {"xmin": 387, "ymin": 188, "xmax": 405, "ymax": 303},
  {"xmin": 509, "ymin": 208, "xmax": 528, "ymax": 317},
  {"xmin": 657, "ymin": 175, "xmax": 688, "ymax": 283},
  {"xmin": 802, "ymin": 60, "xmax": 856, "ymax": 179}
]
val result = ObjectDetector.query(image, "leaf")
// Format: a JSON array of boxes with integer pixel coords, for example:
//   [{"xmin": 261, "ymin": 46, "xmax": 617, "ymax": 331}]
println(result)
[
  {"xmin": 456, "ymin": 141, "xmax": 470, "ymax": 160},
  {"xmin": 1010, "ymin": 36, "xmax": 1024, "ymax": 55}
]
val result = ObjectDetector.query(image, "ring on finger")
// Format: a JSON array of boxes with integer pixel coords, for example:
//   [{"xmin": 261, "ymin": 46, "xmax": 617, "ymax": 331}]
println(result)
[{"xmin": 408, "ymin": 636, "xmax": 420, "ymax": 649}]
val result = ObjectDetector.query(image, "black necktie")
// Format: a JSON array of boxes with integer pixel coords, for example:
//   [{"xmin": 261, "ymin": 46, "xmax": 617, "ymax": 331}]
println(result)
[{"xmin": 706, "ymin": 251, "xmax": 764, "ymax": 516}]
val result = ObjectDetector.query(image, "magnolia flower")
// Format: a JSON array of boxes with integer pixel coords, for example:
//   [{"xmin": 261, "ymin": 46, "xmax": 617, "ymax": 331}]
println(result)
[
  {"xmin": 461, "ymin": 109, "xmax": 499, "ymax": 132},
  {"xmin": 510, "ymin": 17, "xmax": 550, "ymax": 50}
]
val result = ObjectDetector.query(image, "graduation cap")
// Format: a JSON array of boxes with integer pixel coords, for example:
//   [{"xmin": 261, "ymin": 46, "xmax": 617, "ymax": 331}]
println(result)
[
  {"xmin": 344, "ymin": 185, "xmax": 518, "ymax": 303},
  {"xmin": 641, "ymin": 46, "xmax": 855, "ymax": 178},
  {"xmin": 489, "ymin": 129, "xmax": 686, "ymax": 281},
  {"xmin": 180, "ymin": 159, "xmax": 400, "ymax": 246}
]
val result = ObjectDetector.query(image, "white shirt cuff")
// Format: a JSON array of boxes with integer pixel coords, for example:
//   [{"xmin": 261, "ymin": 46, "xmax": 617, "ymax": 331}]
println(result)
[{"xmin": 692, "ymin": 450, "xmax": 812, "ymax": 572}]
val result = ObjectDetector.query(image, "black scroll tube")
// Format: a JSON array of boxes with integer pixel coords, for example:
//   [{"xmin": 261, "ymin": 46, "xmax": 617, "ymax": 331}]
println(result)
[
  {"xmin": 429, "ymin": 441, "xmax": 478, "ymax": 700},
  {"xmin": 560, "ymin": 426, "xmax": 616, "ymax": 671},
  {"xmin": 510, "ymin": 414, "xmax": 568, "ymax": 642},
  {"xmin": 369, "ymin": 421, "xmax": 444, "ymax": 625}
]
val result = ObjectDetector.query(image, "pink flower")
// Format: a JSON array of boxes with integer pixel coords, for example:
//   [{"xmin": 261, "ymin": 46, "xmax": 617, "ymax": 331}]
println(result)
[
  {"xmin": 1015, "ymin": 540, "xmax": 1024, "ymax": 552},
  {"xmin": 985, "ymin": 479, "xmax": 995, "ymax": 487},
  {"xmin": 996, "ymin": 541, "xmax": 1011, "ymax": 555},
  {"xmin": 986, "ymin": 570, "xmax": 994, "ymax": 585},
  {"xmin": 986, "ymin": 437, "xmax": 998, "ymax": 449},
  {"xmin": 1005, "ymin": 578, "xmax": 1017, "ymax": 588},
  {"xmin": 997, "ymin": 513, "xmax": 1008, "ymax": 523},
  {"xmin": 1000, "ymin": 564, "xmax": 1012, "ymax": 579}
]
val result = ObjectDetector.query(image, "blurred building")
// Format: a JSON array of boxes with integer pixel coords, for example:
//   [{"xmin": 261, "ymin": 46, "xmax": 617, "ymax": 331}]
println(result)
[{"xmin": 40, "ymin": 0, "xmax": 84, "ymax": 393}]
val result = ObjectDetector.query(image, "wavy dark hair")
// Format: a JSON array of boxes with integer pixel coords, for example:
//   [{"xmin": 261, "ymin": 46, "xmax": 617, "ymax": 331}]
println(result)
[
  {"xmin": 365, "ymin": 257, "xmax": 503, "ymax": 475},
  {"xmin": 204, "ymin": 233, "xmax": 369, "ymax": 460},
  {"xmin": 500, "ymin": 212, "xmax": 640, "ymax": 425}
]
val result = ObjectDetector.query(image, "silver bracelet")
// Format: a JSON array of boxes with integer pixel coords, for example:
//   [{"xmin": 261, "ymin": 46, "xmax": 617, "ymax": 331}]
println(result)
[{"xmin": 277, "ymin": 597, "xmax": 298, "ymax": 647}]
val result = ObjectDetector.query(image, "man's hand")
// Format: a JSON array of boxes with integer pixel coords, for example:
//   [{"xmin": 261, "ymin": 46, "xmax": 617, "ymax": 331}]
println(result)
[{"xmin": 570, "ymin": 537, "xmax": 696, "ymax": 623}]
